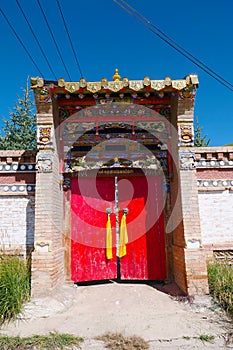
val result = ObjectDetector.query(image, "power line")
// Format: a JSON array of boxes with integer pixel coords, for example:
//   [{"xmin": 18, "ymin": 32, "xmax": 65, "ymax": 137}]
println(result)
[
  {"xmin": 36, "ymin": 0, "xmax": 72, "ymax": 81},
  {"xmin": 16, "ymin": 0, "xmax": 57, "ymax": 80},
  {"xmin": 0, "ymin": 7, "xmax": 44, "ymax": 77},
  {"xmin": 56, "ymin": 0, "xmax": 83, "ymax": 78},
  {"xmin": 115, "ymin": 0, "xmax": 233, "ymax": 92},
  {"xmin": 119, "ymin": 0, "xmax": 233, "ymax": 90},
  {"xmin": 114, "ymin": 0, "xmax": 233, "ymax": 92}
]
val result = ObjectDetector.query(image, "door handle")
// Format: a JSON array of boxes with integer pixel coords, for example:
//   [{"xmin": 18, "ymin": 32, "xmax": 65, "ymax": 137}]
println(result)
[
  {"xmin": 122, "ymin": 208, "xmax": 129, "ymax": 215},
  {"xmin": 106, "ymin": 208, "xmax": 128, "ymax": 215}
]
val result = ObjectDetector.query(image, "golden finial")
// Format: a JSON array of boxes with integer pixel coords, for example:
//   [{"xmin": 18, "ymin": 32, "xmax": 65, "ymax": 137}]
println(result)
[{"xmin": 113, "ymin": 68, "xmax": 121, "ymax": 81}]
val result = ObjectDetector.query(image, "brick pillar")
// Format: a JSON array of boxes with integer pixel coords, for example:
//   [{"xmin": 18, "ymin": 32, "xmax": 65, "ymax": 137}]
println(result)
[
  {"xmin": 179, "ymin": 151, "xmax": 209, "ymax": 295},
  {"xmin": 31, "ymin": 82, "xmax": 64, "ymax": 297},
  {"xmin": 169, "ymin": 85, "xmax": 209, "ymax": 295}
]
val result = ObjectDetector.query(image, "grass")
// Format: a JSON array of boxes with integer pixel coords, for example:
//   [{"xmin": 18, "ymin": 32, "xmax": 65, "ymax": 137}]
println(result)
[
  {"xmin": 182, "ymin": 336, "xmax": 190, "ymax": 340},
  {"xmin": 183, "ymin": 334, "xmax": 215, "ymax": 343},
  {"xmin": 0, "ymin": 255, "xmax": 31, "ymax": 326},
  {"xmin": 196, "ymin": 334, "xmax": 215, "ymax": 343},
  {"xmin": 0, "ymin": 332, "xmax": 83, "ymax": 349},
  {"xmin": 97, "ymin": 332, "xmax": 149, "ymax": 349},
  {"xmin": 207, "ymin": 260, "xmax": 233, "ymax": 317}
]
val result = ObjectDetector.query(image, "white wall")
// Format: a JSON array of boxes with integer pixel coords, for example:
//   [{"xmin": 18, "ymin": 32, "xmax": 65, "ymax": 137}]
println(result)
[
  {"xmin": 198, "ymin": 190, "xmax": 233, "ymax": 244},
  {"xmin": 0, "ymin": 196, "xmax": 35, "ymax": 251}
]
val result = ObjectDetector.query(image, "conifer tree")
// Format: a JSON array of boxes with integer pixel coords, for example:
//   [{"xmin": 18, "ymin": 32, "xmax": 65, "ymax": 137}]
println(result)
[
  {"xmin": 194, "ymin": 117, "xmax": 210, "ymax": 147},
  {"xmin": 0, "ymin": 84, "xmax": 36, "ymax": 150}
]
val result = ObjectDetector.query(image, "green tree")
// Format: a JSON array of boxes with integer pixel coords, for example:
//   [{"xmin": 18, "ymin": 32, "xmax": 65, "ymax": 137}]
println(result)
[
  {"xmin": 0, "ymin": 84, "xmax": 36, "ymax": 150},
  {"xmin": 194, "ymin": 117, "xmax": 210, "ymax": 147}
]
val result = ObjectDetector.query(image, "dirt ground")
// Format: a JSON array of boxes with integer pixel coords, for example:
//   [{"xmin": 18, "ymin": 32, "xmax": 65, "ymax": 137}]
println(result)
[{"xmin": 1, "ymin": 281, "xmax": 233, "ymax": 349}]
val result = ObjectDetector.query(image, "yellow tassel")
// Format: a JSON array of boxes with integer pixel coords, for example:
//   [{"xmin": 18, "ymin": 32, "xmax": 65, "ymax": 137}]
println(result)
[
  {"xmin": 106, "ymin": 214, "xmax": 112, "ymax": 259},
  {"xmin": 118, "ymin": 213, "xmax": 128, "ymax": 258}
]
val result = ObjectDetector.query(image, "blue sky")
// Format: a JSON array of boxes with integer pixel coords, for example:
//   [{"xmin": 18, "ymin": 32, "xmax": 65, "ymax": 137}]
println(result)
[{"xmin": 0, "ymin": 0, "xmax": 232, "ymax": 146}]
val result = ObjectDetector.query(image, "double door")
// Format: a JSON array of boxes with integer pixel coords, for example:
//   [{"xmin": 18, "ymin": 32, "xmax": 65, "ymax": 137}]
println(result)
[{"xmin": 71, "ymin": 174, "xmax": 166, "ymax": 282}]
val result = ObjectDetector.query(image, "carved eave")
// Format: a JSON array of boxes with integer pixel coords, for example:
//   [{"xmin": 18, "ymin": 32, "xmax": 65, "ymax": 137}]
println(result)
[
  {"xmin": 31, "ymin": 74, "xmax": 199, "ymax": 95},
  {"xmin": 0, "ymin": 150, "xmax": 36, "ymax": 164},
  {"xmin": 194, "ymin": 146, "xmax": 233, "ymax": 164}
]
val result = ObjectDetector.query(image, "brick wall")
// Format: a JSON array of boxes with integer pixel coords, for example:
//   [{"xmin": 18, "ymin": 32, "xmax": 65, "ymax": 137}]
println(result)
[
  {"xmin": 198, "ymin": 190, "xmax": 233, "ymax": 245},
  {"xmin": 195, "ymin": 147, "xmax": 233, "ymax": 252},
  {"xmin": 0, "ymin": 196, "xmax": 35, "ymax": 254},
  {"xmin": 193, "ymin": 146, "xmax": 233, "ymax": 274},
  {"xmin": 0, "ymin": 150, "xmax": 36, "ymax": 256},
  {"xmin": 195, "ymin": 146, "xmax": 233, "ymax": 248}
]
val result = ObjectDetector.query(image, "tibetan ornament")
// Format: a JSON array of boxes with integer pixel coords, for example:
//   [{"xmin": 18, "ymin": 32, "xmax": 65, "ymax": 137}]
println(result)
[
  {"xmin": 151, "ymin": 80, "xmax": 165, "ymax": 90},
  {"xmin": 79, "ymin": 78, "xmax": 87, "ymax": 88},
  {"xmin": 122, "ymin": 77, "xmax": 129, "ymax": 87},
  {"xmin": 190, "ymin": 75, "xmax": 199, "ymax": 85},
  {"xmin": 87, "ymin": 82, "xmax": 102, "ymax": 93},
  {"xmin": 129, "ymin": 80, "xmax": 144, "ymax": 91},
  {"xmin": 164, "ymin": 76, "xmax": 172, "ymax": 86},
  {"xmin": 108, "ymin": 81, "xmax": 124, "ymax": 92},
  {"xmin": 65, "ymin": 82, "xmax": 80, "ymax": 93},
  {"xmin": 101, "ymin": 77, "xmax": 108, "ymax": 88},
  {"xmin": 172, "ymin": 80, "xmax": 187, "ymax": 90},
  {"xmin": 143, "ymin": 76, "xmax": 151, "ymax": 86},
  {"xmin": 58, "ymin": 78, "xmax": 66, "ymax": 87}
]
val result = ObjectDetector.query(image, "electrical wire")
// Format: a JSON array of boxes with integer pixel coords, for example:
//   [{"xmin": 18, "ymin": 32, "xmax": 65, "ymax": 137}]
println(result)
[
  {"xmin": 36, "ymin": 0, "xmax": 72, "ymax": 81},
  {"xmin": 16, "ymin": 0, "xmax": 57, "ymax": 80},
  {"xmin": 0, "ymin": 7, "xmax": 44, "ymax": 76},
  {"xmin": 115, "ymin": 0, "xmax": 233, "ymax": 92},
  {"xmin": 114, "ymin": 0, "xmax": 233, "ymax": 92},
  {"xmin": 56, "ymin": 0, "xmax": 83, "ymax": 78},
  {"xmin": 119, "ymin": 0, "xmax": 233, "ymax": 90}
]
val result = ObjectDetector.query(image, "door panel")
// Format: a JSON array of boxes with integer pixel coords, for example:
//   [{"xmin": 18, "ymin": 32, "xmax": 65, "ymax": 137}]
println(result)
[
  {"xmin": 71, "ymin": 177, "xmax": 117, "ymax": 282},
  {"xmin": 119, "ymin": 175, "xmax": 166, "ymax": 280},
  {"xmin": 71, "ymin": 174, "xmax": 166, "ymax": 282}
]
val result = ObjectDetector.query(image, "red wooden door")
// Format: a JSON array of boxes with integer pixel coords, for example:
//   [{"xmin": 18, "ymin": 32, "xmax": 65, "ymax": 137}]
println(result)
[
  {"xmin": 71, "ymin": 177, "xmax": 117, "ymax": 282},
  {"xmin": 118, "ymin": 175, "xmax": 166, "ymax": 280},
  {"xmin": 71, "ymin": 174, "xmax": 166, "ymax": 282}
]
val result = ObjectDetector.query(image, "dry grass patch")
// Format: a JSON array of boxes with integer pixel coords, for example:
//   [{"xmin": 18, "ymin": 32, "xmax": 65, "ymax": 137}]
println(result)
[{"xmin": 97, "ymin": 332, "xmax": 149, "ymax": 349}]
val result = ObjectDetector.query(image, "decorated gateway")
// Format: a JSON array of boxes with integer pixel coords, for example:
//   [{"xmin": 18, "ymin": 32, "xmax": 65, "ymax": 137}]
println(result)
[{"xmin": 0, "ymin": 70, "xmax": 232, "ymax": 297}]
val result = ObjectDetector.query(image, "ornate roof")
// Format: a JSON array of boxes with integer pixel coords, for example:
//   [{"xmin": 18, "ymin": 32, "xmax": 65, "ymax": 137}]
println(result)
[{"xmin": 31, "ymin": 69, "xmax": 199, "ymax": 94}]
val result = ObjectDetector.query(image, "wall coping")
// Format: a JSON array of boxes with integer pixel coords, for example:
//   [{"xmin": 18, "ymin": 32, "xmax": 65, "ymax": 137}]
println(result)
[
  {"xmin": 0, "ymin": 150, "xmax": 36, "ymax": 164},
  {"xmin": 192, "ymin": 146, "xmax": 233, "ymax": 162},
  {"xmin": 0, "ymin": 150, "xmax": 36, "ymax": 157},
  {"xmin": 193, "ymin": 146, "xmax": 233, "ymax": 153}
]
